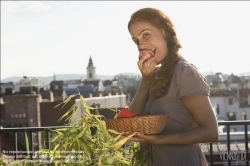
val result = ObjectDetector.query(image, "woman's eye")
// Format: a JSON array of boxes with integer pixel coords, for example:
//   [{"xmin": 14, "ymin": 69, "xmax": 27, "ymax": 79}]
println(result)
[{"xmin": 143, "ymin": 33, "xmax": 149, "ymax": 38}]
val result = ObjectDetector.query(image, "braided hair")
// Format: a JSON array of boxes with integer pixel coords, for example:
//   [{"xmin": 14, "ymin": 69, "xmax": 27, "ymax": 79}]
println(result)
[{"xmin": 128, "ymin": 8, "xmax": 183, "ymax": 100}]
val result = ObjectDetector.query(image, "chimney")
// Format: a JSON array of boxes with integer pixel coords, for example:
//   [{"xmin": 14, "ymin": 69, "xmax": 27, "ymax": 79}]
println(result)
[
  {"xmin": 20, "ymin": 86, "xmax": 32, "ymax": 94},
  {"xmin": 49, "ymin": 91, "xmax": 54, "ymax": 102},
  {"xmin": 38, "ymin": 94, "xmax": 42, "ymax": 103},
  {"xmin": 89, "ymin": 93, "xmax": 92, "ymax": 98},
  {"xmin": 5, "ymin": 87, "xmax": 14, "ymax": 95},
  {"xmin": 99, "ymin": 93, "xmax": 102, "ymax": 97},
  {"xmin": 8, "ymin": 82, "xmax": 14, "ymax": 86},
  {"xmin": 0, "ymin": 97, "xmax": 4, "ymax": 104}
]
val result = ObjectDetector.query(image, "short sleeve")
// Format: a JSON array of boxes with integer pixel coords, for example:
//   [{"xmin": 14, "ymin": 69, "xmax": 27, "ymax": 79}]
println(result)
[{"xmin": 175, "ymin": 62, "xmax": 210, "ymax": 99}]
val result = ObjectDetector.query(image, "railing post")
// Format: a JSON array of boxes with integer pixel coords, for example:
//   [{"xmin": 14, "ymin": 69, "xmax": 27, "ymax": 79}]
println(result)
[
  {"xmin": 210, "ymin": 142, "xmax": 213, "ymax": 166},
  {"xmin": 244, "ymin": 124, "xmax": 249, "ymax": 166},
  {"xmin": 226, "ymin": 124, "xmax": 231, "ymax": 166},
  {"xmin": 14, "ymin": 132, "xmax": 18, "ymax": 160},
  {"xmin": 29, "ymin": 132, "xmax": 33, "ymax": 160},
  {"xmin": 45, "ymin": 130, "xmax": 52, "ymax": 166},
  {"xmin": 46, "ymin": 130, "xmax": 51, "ymax": 149}
]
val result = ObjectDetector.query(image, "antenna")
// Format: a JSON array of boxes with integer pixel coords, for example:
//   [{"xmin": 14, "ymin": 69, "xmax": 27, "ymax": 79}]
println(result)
[{"xmin": 53, "ymin": 71, "xmax": 56, "ymax": 81}]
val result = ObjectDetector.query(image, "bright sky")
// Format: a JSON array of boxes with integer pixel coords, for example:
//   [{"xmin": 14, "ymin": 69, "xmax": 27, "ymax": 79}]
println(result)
[{"xmin": 1, "ymin": 1, "xmax": 250, "ymax": 80}]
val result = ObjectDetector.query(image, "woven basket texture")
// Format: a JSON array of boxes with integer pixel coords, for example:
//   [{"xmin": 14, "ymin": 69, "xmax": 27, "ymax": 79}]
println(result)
[{"xmin": 106, "ymin": 115, "xmax": 169, "ymax": 135}]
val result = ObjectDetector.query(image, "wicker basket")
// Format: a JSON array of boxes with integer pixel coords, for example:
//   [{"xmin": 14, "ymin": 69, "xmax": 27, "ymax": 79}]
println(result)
[{"xmin": 105, "ymin": 115, "xmax": 169, "ymax": 135}]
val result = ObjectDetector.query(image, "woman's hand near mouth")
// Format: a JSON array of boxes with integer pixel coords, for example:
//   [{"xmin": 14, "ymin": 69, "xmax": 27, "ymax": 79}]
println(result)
[{"xmin": 138, "ymin": 53, "xmax": 156, "ymax": 80}]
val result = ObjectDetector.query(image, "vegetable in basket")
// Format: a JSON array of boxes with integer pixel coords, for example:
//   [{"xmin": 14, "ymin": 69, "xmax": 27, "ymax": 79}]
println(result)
[{"xmin": 117, "ymin": 108, "xmax": 146, "ymax": 118}]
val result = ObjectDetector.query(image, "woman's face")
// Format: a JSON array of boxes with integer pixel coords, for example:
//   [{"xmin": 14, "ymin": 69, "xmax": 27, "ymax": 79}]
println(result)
[{"xmin": 129, "ymin": 21, "xmax": 169, "ymax": 65}]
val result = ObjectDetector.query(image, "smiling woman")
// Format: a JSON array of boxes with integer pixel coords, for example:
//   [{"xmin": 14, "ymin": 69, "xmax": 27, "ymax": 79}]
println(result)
[{"xmin": 127, "ymin": 8, "xmax": 218, "ymax": 166}]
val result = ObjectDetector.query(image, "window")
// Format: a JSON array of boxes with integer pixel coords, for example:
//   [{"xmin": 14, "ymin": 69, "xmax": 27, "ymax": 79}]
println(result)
[
  {"xmin": 11, "ymin": 114, "xmax": 14, "ymax": 118},
  {"xmin": 230, "ymin": 128, "xmax": 237, "ymax": 132},
  {"xmin": 15, "ymin": 114, "xmax": 18, "ymax": 118},
  {"xmin": 227, "ymin": 112, "xmax": 236, "ymax": 121},
  {"xmin": 216, "ymin": 104, "xmax": 220, "ymax": 114},
  {"xmin": 23, "ymin": 113, "xmax": 26, "ymax": 118},
  {"xmin": 242, "ymin": 112, "xmax": 247, "ymax": 120},
  {"xmin": 228, "ymin": 98, "xmax": 233, "ymax": 105},
  {"xmin": 19, "ymin": 114, "xmax": 22, "ymax": 118}
]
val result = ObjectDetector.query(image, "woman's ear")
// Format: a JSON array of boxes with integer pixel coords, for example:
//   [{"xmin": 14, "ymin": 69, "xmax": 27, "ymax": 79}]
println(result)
[{"xmin": 161, "ymin": 29, "xmax": 167, "ymax": 38}]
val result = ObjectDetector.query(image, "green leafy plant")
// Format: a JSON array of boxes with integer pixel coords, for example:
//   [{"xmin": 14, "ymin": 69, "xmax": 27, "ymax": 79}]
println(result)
[{"xmin": 0, "ymin": 93, "xmax": 152, "ymax": 166}]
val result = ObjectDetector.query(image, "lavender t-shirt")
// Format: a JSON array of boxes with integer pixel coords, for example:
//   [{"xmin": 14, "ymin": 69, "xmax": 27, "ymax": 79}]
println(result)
[{"xmin": 142, "ymin": 61, "xmax": 209, "ymax": 166}]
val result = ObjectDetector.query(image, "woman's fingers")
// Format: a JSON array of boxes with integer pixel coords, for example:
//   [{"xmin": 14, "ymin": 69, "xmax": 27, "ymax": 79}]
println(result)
[
  {"xmin": 137, "ymin": 52, "xmax": 156, "ymax": 79},
  {"xmin": 137, "ymin": 54, "xmax": 147, "ymax": 69},
  {"xmin": 143, "ymin": 58, "xmax": 156, "ymax": 67}
]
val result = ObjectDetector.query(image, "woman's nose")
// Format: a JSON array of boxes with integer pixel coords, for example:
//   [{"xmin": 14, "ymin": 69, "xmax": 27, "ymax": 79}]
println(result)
[{"xmin": 138, "ymin": 42, "xmax": 146, "ymax": 51}]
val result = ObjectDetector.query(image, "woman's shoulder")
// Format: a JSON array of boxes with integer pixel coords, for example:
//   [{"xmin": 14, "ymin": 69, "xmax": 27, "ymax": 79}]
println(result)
[
  {"xmin": 174, "ymin": 60, "xmax": 205, "ymax": 77},
  {"xmin": 173, "ymin": 61, "xmax": 210, "ymax": 98},
  {"xmin": 174, "ymin": 60, "xmax": 207, "ymax": 83},
  {"xmin": 175, "ymin": 61, "xmax": 198, "ymax": 72}
]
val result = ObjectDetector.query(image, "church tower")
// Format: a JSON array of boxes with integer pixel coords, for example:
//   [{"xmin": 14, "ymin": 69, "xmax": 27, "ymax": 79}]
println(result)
[{"xmin": 86, "ymin": 56, "xmax": 96, "ymax": 80}]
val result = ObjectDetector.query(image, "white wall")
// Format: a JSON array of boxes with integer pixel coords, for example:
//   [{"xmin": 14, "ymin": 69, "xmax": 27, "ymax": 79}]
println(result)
[
  {"xmin": 210, "ymin": 95, "xmax": 250, "ymax": 131},
  {"xmin": 84, "ymin": 94, "xmax": 126, "ymax": 109},
  {"xmin": 71, "ymin": 98, "xmax": 85, "ymax": 125},
  {"xmin": 210, "ymin": 96, "xmax": 227, "ymax": 120},
  {"xmin": 73, "ymin": 94, "xmax": 126, "ymax": 123}
]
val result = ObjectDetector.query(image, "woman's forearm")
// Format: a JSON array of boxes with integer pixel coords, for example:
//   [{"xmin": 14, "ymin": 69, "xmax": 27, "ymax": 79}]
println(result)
[
  {"xmin": 128, "ymin": 78, "xmax": 152, "ymax": 114},
  {"xmin": 157, "ymin": 126, "xmax": 218, "ymax": 145}
]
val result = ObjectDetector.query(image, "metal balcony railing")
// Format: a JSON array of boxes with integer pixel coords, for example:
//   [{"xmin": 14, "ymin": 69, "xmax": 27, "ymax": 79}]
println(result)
[
  {"xmin": 1, "ymin": 121, "xmax": 250, "ymax": 166},
  {"xmin": 0, "ymin": 126, "xmax": 71, "ymax": 160},
  {"xmin": 208, "ymin": 120, "xmax": 250, "ymax": 166}
]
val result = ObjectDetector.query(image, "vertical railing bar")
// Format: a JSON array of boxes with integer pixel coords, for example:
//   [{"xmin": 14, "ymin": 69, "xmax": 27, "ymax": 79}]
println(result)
[
  {"xmin": 226, "ymin": 124, "xmax": 231, "ymax": 166},
  {"xmin": 14, "ymin": 132, "xmax": 18, "ymax": 160},
  {"xmin": 29, "ymin": 132, "xmax": 33, "ymax": 160},
  {"xmin": 46, "ymin": 130, "xmax": 50, "ymax": 149},
  {"xmin": 244, "ymin": 124, "xmax": 249, "ymax": 166},
  {"xmin": 210, "ymin": 142, "xmax": 213, "ymax": 166},
  {"xmin": 46, "ymin": 130, "xmax": 52, "ymax": 166}
]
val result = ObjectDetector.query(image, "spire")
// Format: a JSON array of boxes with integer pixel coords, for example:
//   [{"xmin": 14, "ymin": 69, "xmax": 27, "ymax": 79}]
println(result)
[
  {"xmin": 53, "ymin": 72, "xmax": 56, "ymax": 81},
  {"xmin": 88, "ymin": 56, "xmax": 94, "ymax": 67},
  {"xmin": 86, "ymin": 56, "xmax": 96, "ymax": 80}
]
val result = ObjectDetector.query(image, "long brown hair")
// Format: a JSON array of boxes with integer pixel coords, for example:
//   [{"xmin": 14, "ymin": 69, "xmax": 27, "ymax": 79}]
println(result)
[{"xmin": 128, "ymin": 8, "xmax": 182, "ymax": 100}]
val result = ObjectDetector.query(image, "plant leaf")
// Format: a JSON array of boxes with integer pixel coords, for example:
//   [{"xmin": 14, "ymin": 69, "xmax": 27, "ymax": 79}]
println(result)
[
  {"xmin": 108, "ymin": 133, "xmax": 136, "ymax": 150},
  {"xmin": 58, "ymin": 105, "xmax": 77, "ymax": 121},
  {"xmin": 24, "ymin": 131, "xmax": 29, "ymax": 155}
]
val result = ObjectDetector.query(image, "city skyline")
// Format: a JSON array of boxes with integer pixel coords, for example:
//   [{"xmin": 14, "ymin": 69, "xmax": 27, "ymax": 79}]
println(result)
[{"xmin": 1, "ymin": 1, "xmax": 250, "ymax": 80}]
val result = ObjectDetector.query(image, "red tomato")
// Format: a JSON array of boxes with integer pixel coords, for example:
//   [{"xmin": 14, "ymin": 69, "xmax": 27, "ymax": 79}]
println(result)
[
  {"xmin": 117, "ymin": 108, "xmax": 135, "ymax": 118},
  {"xmin": 117, "ymin": 108, "xmax": 147, "ymax": 119}
]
